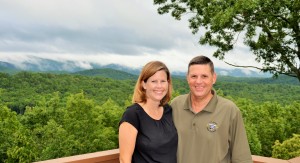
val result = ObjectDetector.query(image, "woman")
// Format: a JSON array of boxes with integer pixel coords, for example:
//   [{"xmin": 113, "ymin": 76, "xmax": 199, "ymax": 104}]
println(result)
[{"xmin": 119, "ymin": 61, "xmax": 178, "ymax": 163}]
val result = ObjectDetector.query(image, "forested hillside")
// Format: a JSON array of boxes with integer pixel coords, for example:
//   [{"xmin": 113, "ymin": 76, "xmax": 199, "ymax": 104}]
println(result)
[
  {"xmin": 0, "ymin": 71, "xmax": 299, "ymax": 162},
  {"xmin": 73, "ymin": 68, "xmax": 137, "ymax": 80}
]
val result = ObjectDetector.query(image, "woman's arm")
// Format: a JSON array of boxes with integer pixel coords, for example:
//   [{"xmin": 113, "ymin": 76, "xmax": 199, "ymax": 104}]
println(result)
[{"xmin": 119, "ymin": 122, "xmax": 138, "ymax": 163}]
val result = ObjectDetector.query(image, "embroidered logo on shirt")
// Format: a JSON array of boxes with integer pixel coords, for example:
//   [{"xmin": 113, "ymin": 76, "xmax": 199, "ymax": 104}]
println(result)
[{"xmin": 207, "ymin": 122, "xmax": 218, "ymax": 132}]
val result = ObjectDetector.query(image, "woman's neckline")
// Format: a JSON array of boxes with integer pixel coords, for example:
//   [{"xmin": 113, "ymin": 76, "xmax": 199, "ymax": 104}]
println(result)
[{"xmin": 137, "ymin": 103, "xmax": 164, "ymax": 121}]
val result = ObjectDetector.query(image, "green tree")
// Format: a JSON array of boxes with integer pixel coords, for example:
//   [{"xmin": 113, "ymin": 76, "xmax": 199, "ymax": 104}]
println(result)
[
  {"xmin": 153, "ymin": 0, "xmax": 300, "ymax": 81},
  {"xmin": 247, "ymin": 102, "xmax": 290, "ymax": 156},
  {"xmin": 97, "ymin": 98, "xmax": 125, "ymax": 145},
  {"xmin": 235, "ymin": 98, "xmax": 262, "ymax": 155},
  {"xmin": 63, "ymin": 92, "xmax": 99, "ymax": 154},
  {"xmin": 245, "ymin": 123, "xmax": 262, "ymax": 155},
  {"xmin": 32, "ymin": 119, "xmax": 75, "ymax": 161},
  {"xmin": 5, "ymin": 130, "xmax": 36, "ymax": 163},
  {"xmin": 0, "ymin": 105, "xmax": 35, "ymax": 162},
  {"xmin": 272, "ymin": 134, "xmax": 300, "ymax": 160},
  {"xmin": 285, "ymin": 102, "xmax": 300, "ymax": 135},
  {"xmin": 63, "ymin": 92, "xmax": 117, "ymax": 155},
  {"xmin": 0, "ymin": 106, "xmax": 21, "ymax": 162}
]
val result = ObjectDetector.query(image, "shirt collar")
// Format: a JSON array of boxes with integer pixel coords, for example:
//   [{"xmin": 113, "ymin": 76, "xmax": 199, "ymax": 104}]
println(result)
[{"xmin": 184, "ymin": 90, "xmax": 218, "ymax": 113}]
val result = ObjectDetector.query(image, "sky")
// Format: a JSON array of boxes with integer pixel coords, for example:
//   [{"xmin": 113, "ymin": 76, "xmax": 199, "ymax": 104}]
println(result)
[{"xmin": 0, "ymin": 0, "xmax": 261, "ymax": 73}]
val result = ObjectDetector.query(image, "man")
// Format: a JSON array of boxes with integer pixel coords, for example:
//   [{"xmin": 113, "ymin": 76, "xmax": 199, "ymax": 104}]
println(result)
[{"xmin": 171, "ymin": 55, "xmax": 252, "ymax": 163}]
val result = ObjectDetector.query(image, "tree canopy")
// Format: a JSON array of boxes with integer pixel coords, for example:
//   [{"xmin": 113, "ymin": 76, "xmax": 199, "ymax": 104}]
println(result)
[
  {"xmin": 153, "ymin": 0, "xmax": 300, "ymax": 81},
  {"xmin": 0, "ymin": 72, "xmax": 300, "ymax": 161}
]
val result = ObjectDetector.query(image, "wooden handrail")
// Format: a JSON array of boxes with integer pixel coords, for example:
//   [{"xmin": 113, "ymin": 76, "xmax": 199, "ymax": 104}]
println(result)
[
  {"xmin": 34, "ymin": 149, "xmax": 119, "ymax": 163},
  {"xmin": 34, "ymin": 149, "xmax": 300, "ymax": 163}
]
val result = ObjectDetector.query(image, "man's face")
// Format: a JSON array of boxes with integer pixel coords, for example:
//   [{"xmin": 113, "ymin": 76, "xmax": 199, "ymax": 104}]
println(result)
[{"xmin": 186, "ymin": 64, "xmax": 216, "ymax": 99}]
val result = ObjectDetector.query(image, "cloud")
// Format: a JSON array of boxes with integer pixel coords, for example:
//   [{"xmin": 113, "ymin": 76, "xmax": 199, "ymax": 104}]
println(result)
[
  {"xmin": 0, "ymin": 0, "xmax": 192, "ymax": 54},
  {"xmin": 0, "ymin": 0, "xmax": 261, "ymax": 72}
]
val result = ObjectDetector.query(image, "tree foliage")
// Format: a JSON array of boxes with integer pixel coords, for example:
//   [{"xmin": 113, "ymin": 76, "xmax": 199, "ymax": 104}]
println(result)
[
  {"xmin": 0, "ymin": 105, "xmax": 22, "ymax": 162},
  {"xmin": 0, "ymin": 90, "xmax": 124, "ymax": 162},
  {"xmin": 236, "ymin": 99, "xmax": 300, "ymax": 157},
  {"xmin": 153, "ymin": 0, "xmax": 300, "ymax": 81},
  {"xmin": 0, "ymin": 71, "xmax": 300, "ymax": 161},
  {"xmin": 272, "ymin": 134, "xmax": 300, "ymax": 160}
]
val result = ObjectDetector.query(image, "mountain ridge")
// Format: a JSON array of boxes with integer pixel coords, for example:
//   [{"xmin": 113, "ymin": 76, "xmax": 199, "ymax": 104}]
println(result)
[
  {"xmin": 0, "ymin": 56, "xmax": 272, "ymax": 78},
  {"xmin": 0, "ymin": 60, "xmax": 298, "ymax": 85}
]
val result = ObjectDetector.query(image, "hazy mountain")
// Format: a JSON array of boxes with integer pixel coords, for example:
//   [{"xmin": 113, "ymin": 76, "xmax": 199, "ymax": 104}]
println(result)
[
  {"xmin": 0, "ymin": 56, "xmax": 272, "ymax": 77},
  {"xmin": 1, "ymin": 58, "xmax": 298, "ymax": 84},
  {"xmin": 0, "ymin": 61, "xmax": 18, "ymax": 69},
  {"xmin": 0, "ymin": 61, "xmax": 20, "ymax": 74}
]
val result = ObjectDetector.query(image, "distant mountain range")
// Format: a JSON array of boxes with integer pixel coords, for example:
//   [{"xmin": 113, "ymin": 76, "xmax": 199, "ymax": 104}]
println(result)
[
  {"xmin": 0, "ymin": 56, "xmax": 272, "ymax": 77},
  {"xmin": 1, "ymin": 56, "xmax": 299, "ymax": 84}
]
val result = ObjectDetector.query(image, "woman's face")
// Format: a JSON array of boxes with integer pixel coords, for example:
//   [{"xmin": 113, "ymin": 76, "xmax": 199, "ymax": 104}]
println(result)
[{"xmin": 143, "ymin": 70, "xmax": 168, "ymax": 103}]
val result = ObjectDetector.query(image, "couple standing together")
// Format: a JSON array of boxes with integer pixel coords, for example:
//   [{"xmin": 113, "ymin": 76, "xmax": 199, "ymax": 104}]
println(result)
[{"xmin": 119, "ymin": 55, "xmax": 253, "ymax": 163}]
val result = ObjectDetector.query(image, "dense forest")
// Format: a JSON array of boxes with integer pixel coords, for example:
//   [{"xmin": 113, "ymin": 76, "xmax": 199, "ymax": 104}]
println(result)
[{"xmin": 0, "ymin": 70, "xmax": 300, "ymax": 162}]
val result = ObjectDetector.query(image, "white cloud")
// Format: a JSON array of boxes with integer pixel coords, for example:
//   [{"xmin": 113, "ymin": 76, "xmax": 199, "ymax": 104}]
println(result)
[{"xmin": 0, "ymin": 0, "xmax": 260, "ymax": 73}]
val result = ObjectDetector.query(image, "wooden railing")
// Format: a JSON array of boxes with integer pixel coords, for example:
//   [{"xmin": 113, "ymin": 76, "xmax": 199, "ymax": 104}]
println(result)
[
  {"xmin": 34, "ymin": 149, "xmax": 119, "ymax": 163},
  {"xmin": 35, "ymin": 149, "xmax": 300, "ymax": 163}
]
